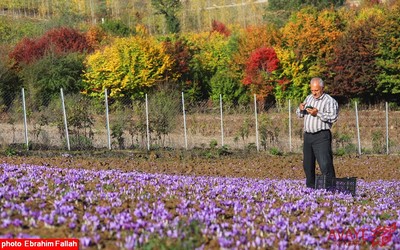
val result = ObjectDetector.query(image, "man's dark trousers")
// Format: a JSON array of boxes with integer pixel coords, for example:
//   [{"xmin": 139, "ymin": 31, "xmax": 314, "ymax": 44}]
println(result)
[{"xmin": 303, "ymin": 130, "xmax": 336, "ymax": 188}]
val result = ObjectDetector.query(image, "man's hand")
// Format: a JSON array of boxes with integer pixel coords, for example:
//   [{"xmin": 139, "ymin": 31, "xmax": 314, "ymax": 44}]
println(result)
[
  {"xmin": 306, "ymin": 107, "xmax": 318, "ymax": 116},
  {"xmin": 299, "ymin": 103, "xmax": 306, "ymax": 111}
]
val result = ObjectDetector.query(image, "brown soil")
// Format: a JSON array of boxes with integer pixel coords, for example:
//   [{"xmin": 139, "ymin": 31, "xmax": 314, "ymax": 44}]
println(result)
[{"xmin": 2, "ymin": 150, "xmax": 400, "ymax": 181}]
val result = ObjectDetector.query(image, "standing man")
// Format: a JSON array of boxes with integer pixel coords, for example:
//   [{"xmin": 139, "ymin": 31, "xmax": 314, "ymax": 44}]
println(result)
[{"xmin": 296, "ymin": 77, "xmax": 339, "ymax": 188}]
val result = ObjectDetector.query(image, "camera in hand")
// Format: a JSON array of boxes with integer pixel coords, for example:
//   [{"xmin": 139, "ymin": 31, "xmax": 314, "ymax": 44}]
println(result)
[{"xmin": 305, "ymin": 106, "xmax": 313, "ymax": 109}]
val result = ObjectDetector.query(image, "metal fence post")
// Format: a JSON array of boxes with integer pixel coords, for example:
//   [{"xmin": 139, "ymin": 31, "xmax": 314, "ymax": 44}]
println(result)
[
  {"xmin": 220, "ymin": 94, "xmax": 224, "ymax": 147},
  {"xmin": 105, "ymin": 89, "xmax": 111, "ymax": 150},
  {"xmin": 254, "ymin": 94, "xmax": 259, "ymax": 151},
  {"xmin": 145, "ymin": 94, "xmax": 150, "ymax": 151},
  {"xmin": 386, "ymin": 102, "xmax": 389, "ymax": 155},
  {"xmin": 355, "ymin": 102, "xmax": 361, "ymax": 155},
  {"xmin": 60, "ymin": 88, "xmax": 70, "ymax": 151},
  {"xmin": 289, "ymin": 99, "xmax": 292, "ymax": 152},
  {"xmin": 21, "ymin": 88, "xmax": 29, "ymax": 150},
  {"xmin": 182, "ymin": 92, "xmax": 188, "ymax": 150}
]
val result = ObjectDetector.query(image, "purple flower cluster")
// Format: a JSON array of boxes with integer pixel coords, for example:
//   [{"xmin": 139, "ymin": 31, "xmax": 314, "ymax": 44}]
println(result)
[{"xmin": 0, "ymin": 163, "xmax": 399, "ymax": 249}]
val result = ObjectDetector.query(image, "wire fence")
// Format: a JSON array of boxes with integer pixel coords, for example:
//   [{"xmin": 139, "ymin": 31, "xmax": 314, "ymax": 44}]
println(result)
[{"xmin": 1, "ymin": 88, "xmax": 400, "ymax": 155}]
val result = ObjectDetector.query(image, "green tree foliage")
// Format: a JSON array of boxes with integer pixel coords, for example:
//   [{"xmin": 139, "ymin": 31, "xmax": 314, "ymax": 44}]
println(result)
[
  {"xmin": 181, "ymin": 31, "xmax": 235, "ymax": 104},
  {"xmin": 375, "ymin": 6, "xmax": 400, "ymax": 101},
  {"xmin": 327, "ymin": 10, "xmax": 383, "ymax": 102},
  {"xmin": 207, "ymin": 27, "xmax": 248, "ymax": 107},
  {"xmin": 100, "ymin": 19, "xmax": 134, "ymax": 37},
  {"xmin": 19, "ymin": 52, "xmax": 86, "ymax": 108},
  {"xmin": 210, "ymin": 69, "xmax": 249, "ymax": 107},
  {"xmin": 0, "ymin": 46, "xmax": 21, "ymax": 111},
  {"xmin": 83, "ymin": 33, "xmax": 173, "ymax": 100},
  {"xmin": 151, "ymin": 0, "xmax": 181, "ymax": 34}
]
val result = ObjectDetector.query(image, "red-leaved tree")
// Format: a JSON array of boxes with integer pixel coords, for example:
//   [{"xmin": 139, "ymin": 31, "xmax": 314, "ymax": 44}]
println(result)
[
  {"xmin": 9, "ymin": 37, "xmax": 46, "ymax": 65},
  {"xmin": 44, "ymin": 27, "xmax": 91, "ymax": 54},
  {"xmin": 163, "ymin": 39, "xmax": 192, "ymax": 83},
  {"xmin": 326, "ymin": 15, "xmax": 381, "ymax": 102},
  {"xmin": 10, "ymin": 27, "xmax": 91, "ymax": 66},
  {"xmin": 211, "ymin": 20, "xmax": 231, "ymax": 37},
  {"xmin": 243, "ymin": 47, "xmax": 279, "ymax": 103}
]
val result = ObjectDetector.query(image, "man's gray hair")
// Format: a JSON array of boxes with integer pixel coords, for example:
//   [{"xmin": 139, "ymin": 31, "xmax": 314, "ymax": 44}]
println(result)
[{"xmin": 310, "ymin": 77, "xmax": 324, "ymax": 87}]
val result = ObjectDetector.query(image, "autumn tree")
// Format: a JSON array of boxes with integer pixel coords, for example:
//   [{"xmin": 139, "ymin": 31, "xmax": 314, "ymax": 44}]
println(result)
[
  {"xmin": 327, "ymin": 12, "xmax": 383, "ymax": 103},
  {"xmin": 9, "ymin": 27, "xmax": 91, "ymax": 66},
  {"xmin": 278, "ymin": 7, "xmax": 347, "ymax": 102},
  {"xmin": 42, "ymin": 27, "xmax": 92, "ymax": 54},
  {"xmin": 83, "ymin": 34, "xmax": 173, "ymax": 101},
  {"xmin": 6, "ymin": 26, "xmax": 91, "ymax": 110},
  {"xmin": 85, "ymin": 25, "xmax": 107, "ymax": 50},
  {"xmin": 242, "ymin": 47, "xmax": 280, "ymax": 106},
  {"xmin": 163, "ymin": 37, "xmax": 193, "ymax": 85},
  {"xmin": 231, "ymin": 25, "xmax": 281, "ymax": 85},
  {"xmin": 211, "ymin": 20, "xmax": 231, "ymax": 37},
  {"xmin": 281, "ymin": 7, "xmax": 345, "ymax": 69},
  {"xmin": 9, "ymin": 37, "xmax": 45, "ymax": 65}
]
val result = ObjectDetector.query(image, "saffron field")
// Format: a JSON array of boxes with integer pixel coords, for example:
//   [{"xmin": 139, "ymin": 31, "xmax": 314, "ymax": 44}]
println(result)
[{"xmin": 0, "ymin": 160, "xmax": 399, "ymax": 249}]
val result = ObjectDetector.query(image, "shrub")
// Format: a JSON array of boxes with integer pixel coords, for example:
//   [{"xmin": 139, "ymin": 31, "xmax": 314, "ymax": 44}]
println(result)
[
  {"xmin": 10, "ymin": 27, "xmax": 91, "ymax": 66},
  {"xmin": 111, "ymin": 123, "xmax": 125, "ymax": 150},
  {"xmin": 269, "ymin": 147, "xmax": 283, "ymax": 156},
  {"xmin": 66, "ymin": 135, "xmax": 93, "ymax": 150},
  {"xmin": 372, "ymin": 130, "xmax": 385, "ymax": 154},
  {"xmin": 209, "ymin": 139, "xmax": 218, "ymax": 149},
  {"xmin": 19, "ymin": 52, "xmax": 85, "ymax": 108},
  {"xmin": 148, "ymin": 89, "xmax": 180, "ymax": 147}
]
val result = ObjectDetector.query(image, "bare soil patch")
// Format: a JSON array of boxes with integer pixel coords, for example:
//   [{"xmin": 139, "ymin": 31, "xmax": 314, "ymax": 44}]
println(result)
[{"xmin": 2, "ymin": 150, "xmax": 399, "ymax": 182}]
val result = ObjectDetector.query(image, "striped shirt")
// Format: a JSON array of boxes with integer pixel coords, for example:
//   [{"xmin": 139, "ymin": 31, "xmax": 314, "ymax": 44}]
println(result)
[{"xmin": 296, "ymin": 93, "xmax": 339, "ymax": 133}]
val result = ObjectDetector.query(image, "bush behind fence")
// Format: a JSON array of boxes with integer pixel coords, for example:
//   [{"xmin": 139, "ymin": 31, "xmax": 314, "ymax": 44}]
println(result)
[{"xmin": 1, "ymin": 88, "xmax": 400, "ymax": 155}]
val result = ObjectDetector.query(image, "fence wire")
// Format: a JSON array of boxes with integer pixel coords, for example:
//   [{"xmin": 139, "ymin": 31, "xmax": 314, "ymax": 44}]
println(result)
[{"xmin": 0, "ymin": 88, "xmax": 399, "ymax": 155}]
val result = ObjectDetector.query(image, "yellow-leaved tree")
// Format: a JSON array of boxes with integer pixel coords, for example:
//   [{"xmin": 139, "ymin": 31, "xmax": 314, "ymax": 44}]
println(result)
[
  {"xmin": 83, "ymin": 31, "xmax": 173, "ymax": 100},
  {"xmin": 281, "ymin": 7, "xmax": 345, "ymax": 67},
  {"xmin": 276, "ymin": 6, "xmax": 347, "ymax": 104},
  {"xmin": 274, "ymin": 47, "xmax": 317, "ymax": 104},
  {"xmin": 179, "ymin": 30, "xmax": 234, "ymax": 102}
]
